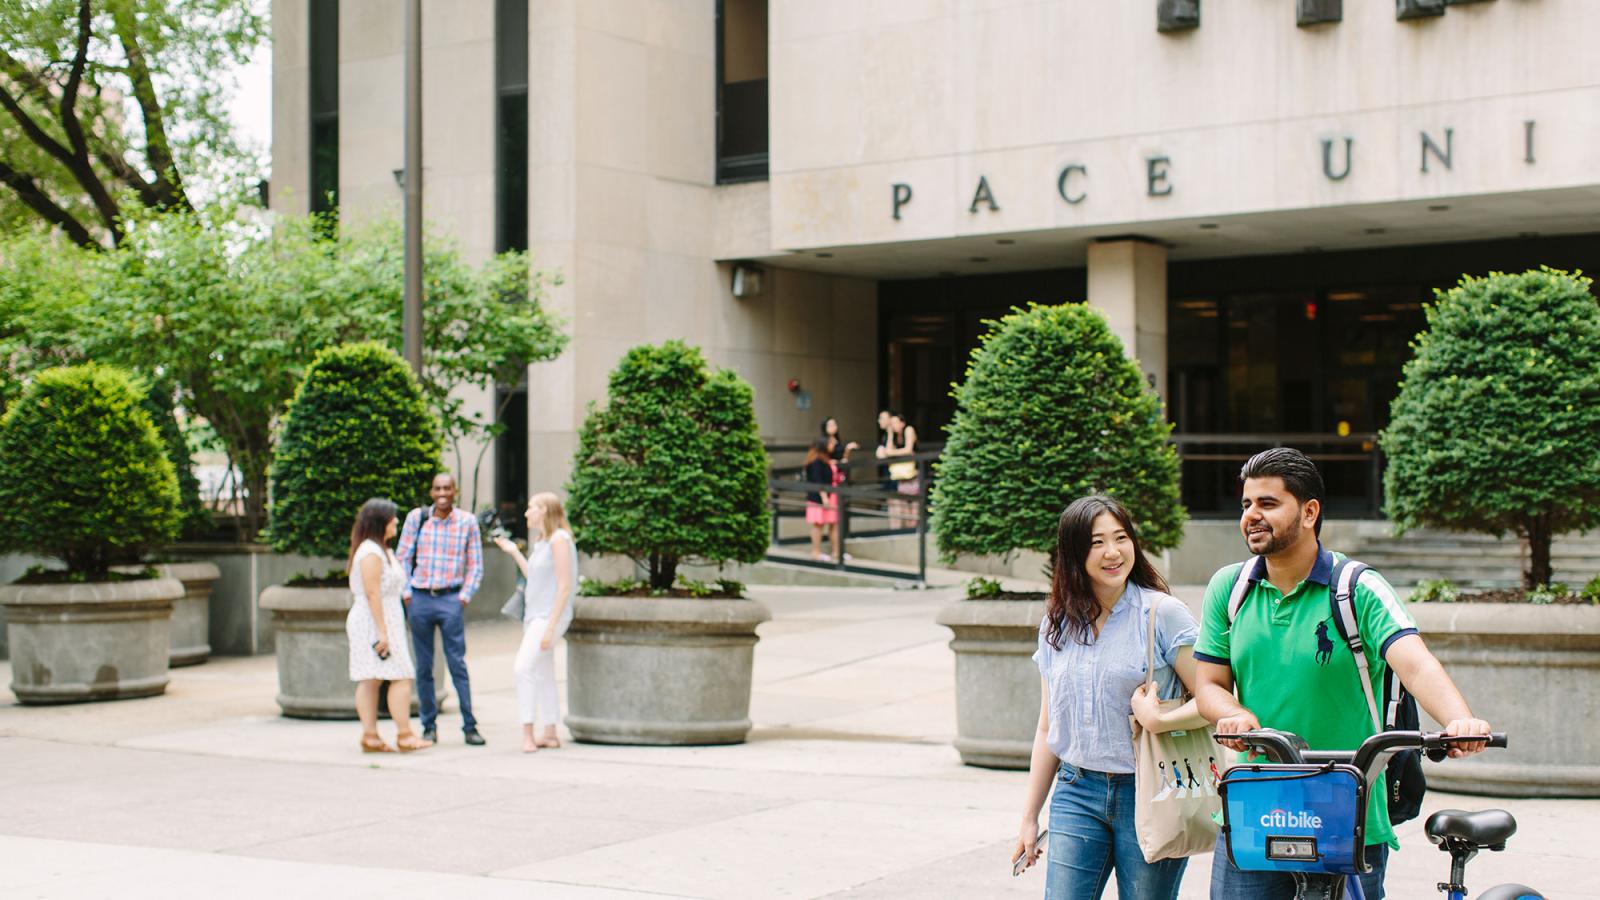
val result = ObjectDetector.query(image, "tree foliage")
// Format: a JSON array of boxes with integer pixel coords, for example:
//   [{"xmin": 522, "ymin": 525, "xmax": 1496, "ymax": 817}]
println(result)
[
  {"xmin": 0, "ymin": 230, "xmax": 95, "ymax": 410},
  {"xmin": 0, "ymin": 363, "xmax": 179, "ymax": 578},
  {"xmin": 1381, "ymin": 267, "xmax": 1600, "ymax": 589},
  {"xmin": 140, "ymin": 379, "xmax": 211, "ymax": 538},
  {"xmin": 268, "ymin": 342, "xmax": 441, "ymax": 560},
  {"xmin": 567, "ymin": 341, "xmax": 770, "ymax": 590},
  {"xmin": 82, "ymin": 207, "xmax": 564, "ymax": 539},
  {"xmin": 931, "ymin": 303, "xmax": 1186, "ymax": 562},
  {"xmin": 0, "ymin": 0, "xmax": 266, "ymax": 246}
]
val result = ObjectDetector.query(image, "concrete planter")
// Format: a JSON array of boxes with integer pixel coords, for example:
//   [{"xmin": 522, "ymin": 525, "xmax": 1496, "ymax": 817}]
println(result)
[
  {"xmin": 259, "ymin": 583, "xmax": 447, "ymax": 720},
  {"xmin": 566, "ymin": 595, "xmax": 772, "ymax": 745},
  {"xmin": 114, "ymin": 561, "xmax": 220, "ymax": 667},
  {"xmin": 1412, "ymin": 603, "xmax": 1600, "ymax": 798},
  {"xmin": 0, "ymin": 576, "xmax": 181, "ymax": 704},
  {"xmin": 936, "ymin": 598, "xmax": 1046, "ymax": 769}
]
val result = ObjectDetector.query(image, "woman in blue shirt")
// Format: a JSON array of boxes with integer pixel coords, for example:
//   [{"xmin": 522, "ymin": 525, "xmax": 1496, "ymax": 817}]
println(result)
[{"xmin": 1011, "ymin": 495, "xmax": 1208, "ymax": 899}]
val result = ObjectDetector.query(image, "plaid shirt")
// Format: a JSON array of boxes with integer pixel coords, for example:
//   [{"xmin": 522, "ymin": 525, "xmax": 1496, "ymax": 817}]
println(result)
[{"xmin": 395, "ymin": 506, "xmax": 483, "ymax": 602}]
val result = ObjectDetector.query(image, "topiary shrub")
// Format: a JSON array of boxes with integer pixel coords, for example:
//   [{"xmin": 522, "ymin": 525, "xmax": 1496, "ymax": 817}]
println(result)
[
  {"xmin": 0, "ymin": 364, "xmax": 181, "ymax": 579},
  {"xmin": 268, "ymin": 342, "xmax": 442, "ymax": 559},
  {"xmin": 567, "ymin": 341, "xmax": 771, "ymax": 591},
  {"xmin": 931, "ymin": 303, "xmax": 1186, "ymax": 568},
  {"xmin": 1381, "ymin": 267, "xmax": 1600, "ymax": 590},
  {"xmin": 141, "ymin": 381, "xmax": 212, "ymax": 540}
]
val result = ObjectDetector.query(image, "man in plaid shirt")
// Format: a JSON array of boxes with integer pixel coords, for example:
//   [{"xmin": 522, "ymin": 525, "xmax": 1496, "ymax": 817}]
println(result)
[{"xmin": 397, "ymin": 473, "xmax": 486, "ymax": 745}]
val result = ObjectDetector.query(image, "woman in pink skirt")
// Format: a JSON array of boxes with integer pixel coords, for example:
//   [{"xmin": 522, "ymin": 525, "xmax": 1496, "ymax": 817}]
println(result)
[{"xmin": 803, "ymin": 438, "xmax": 842, "ymax": 561}]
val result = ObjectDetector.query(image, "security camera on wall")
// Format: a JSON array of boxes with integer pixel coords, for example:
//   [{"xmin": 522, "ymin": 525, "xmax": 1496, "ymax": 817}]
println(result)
[{"xmin": 731, "ymin": 262, "xmax": 765, "ymax": 299}]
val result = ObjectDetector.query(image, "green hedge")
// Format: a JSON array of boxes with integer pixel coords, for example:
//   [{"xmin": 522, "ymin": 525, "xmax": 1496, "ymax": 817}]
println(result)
[
  {"xmin": 0, "ymin": 364, "xmax": 180, "ymax": 578},
  {"xmin": 268, "ymin": 342, "xmax": 442, "ymax": 559},
  {"xmin": 567, "ymin": 341, "xmax": 770, "ymax": 590},
  {"xmin": 1382, "ymin": 267, "xmax": 1600, "ymax": 589},
  {"xmin": 141, "ymin": 381, "xmax": 212, "ymax": 539},
  {"xmin": 931, "ymin": 303, "xmax": 1186, "ymax": 562}
]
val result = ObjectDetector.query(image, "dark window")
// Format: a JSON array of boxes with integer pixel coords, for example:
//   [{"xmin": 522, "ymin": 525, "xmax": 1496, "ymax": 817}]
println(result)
[
  {"xmin": 308, "ymin": 0, "xmax": 339, "ymax": 221},
  {"xmin": 716, "ymin": 0, "xmax": 768, "ymax": 183},
  {"xmin": 494, "ymin": 0, "xmax": 530, "ymax": 536}
]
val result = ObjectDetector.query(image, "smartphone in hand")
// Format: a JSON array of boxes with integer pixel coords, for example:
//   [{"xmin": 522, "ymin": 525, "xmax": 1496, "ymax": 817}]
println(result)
[
  {"xmin": 372, "ymin": 640, "xmax": 390, "ymax": 661},
  {"xmin": 1012, "ymin": 828, "xmax": 1048, "ymax": 876}
]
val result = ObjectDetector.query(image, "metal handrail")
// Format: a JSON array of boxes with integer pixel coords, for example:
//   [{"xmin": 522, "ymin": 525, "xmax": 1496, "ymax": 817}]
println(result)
[{"xmin": 767, "ymin": 449, "xmax": 940, "ymax": 585}]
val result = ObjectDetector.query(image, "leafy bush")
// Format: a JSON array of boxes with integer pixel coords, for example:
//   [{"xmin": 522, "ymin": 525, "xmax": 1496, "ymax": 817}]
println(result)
[
  {"xmin": 0, "ymin": 365, "xmax": 181, "ymax": 579},
  {"xmin": 567, "ymin": 341, "xmax": 770, "ymax": 590},
  {"xmin": 1527, "ymin": 583, "xmax": 1569, "ymax": 606},
  {"xmin": 1410, "ymin": 579, "xmax": 1459, "ymax": 604},
  {"xmin": 1381, "ymin": 268, "xmax": 1600, "ymax": 590},
  {"xmin": 268, "ymin": 342, "xmax": 442, "ymax": 559},
  {"xmin": 965, "ymin": 576, "xmax": 1005, "ymax": 599},
  {"xmin": 1582, "ymin": 575, "xmax": 1600, "ymax": 605},
  {"xmin": 931, "ymin": 303, "xmax": 1186, "ymax": 564},
  {"xmin": 141, "ymin": 382, "xmax": 212, "ymax": 539}
]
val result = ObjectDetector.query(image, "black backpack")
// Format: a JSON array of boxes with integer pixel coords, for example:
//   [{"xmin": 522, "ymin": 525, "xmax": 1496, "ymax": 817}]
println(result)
[{"xmin": 1226, "ymin": 554, "xmax": 1425, "ymax": 825}]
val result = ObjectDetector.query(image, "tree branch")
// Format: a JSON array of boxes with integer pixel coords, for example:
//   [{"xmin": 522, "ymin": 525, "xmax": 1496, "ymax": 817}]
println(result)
[
  {"xmin": 0, "ymin": 81, "xmax": 77, "ymax": 168},
  {"xmin": 0, "ymin": 158, "xmax": 97, "ymax": 248},
  {"xmin": 110, "ymin": 1, "xmax": 190, "ymax": 211},
  {"xmin": 54, "ymin": 0, "xmax": 124, "ymax": 242}
]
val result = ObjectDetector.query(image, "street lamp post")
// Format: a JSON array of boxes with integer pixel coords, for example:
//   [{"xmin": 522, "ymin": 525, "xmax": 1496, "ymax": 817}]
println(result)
[{"xmin": 402, "ymin": 0, "xmax": 423, "ymax": 373}]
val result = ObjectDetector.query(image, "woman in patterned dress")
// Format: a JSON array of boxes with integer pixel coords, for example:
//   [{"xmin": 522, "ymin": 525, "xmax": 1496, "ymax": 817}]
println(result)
[{"xmin": 346, "ymin": 498, "xmax": 432, "ymax": 753}]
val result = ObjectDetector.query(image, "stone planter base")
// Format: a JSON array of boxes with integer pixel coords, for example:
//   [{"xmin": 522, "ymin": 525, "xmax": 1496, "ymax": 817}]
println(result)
[
  {"xmin": 260, "ymin": 584, "xmax": 447, "ymax": 720},
  {"xmin": 566, "ymin": 595, "xmax": 771, "ymax": 745},
  {"xmin": 0, "ymin": 577, "xmax": 181, "ymax": 704},
  {"xmin": 1413, "ymin": 603, "xmax": 1600, "ymax": 798},
  {"xmin": 115, "ymin": 561, "xmax": 219, "ymax": 666},
  {"xmin": 936, "ymin": 598, "xmax": 1047, "ymax": 770}
]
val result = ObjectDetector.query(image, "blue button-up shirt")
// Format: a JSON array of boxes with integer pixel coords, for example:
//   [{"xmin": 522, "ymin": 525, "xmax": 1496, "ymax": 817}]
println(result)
[{"xmin": 1032, "ymin": 582, "xmax": 1200, "ymax": 773}]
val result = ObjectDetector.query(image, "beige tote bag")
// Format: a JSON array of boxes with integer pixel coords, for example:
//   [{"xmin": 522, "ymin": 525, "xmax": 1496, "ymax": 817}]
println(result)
[{"xmin": 1130, "ymin": 596, "xmax": 1221, "ymax": 862}]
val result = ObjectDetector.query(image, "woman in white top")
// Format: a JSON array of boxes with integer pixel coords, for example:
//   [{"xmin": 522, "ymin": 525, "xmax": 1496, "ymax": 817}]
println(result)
[
  {"xmin": 494, "ymin": 491, "xmax": 578, "ymax": 753},
  {"xmin": 345, "ymin": 498, "xmax": 432, "ymax": 753}
]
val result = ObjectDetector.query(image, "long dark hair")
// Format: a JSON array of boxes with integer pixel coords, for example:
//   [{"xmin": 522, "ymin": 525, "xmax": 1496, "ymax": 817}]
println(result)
[
  {"xmin": 804, "ymin": 437, "xmax": 830, "ymax": 466},
  {"xmin": 347, "ymin": 498, "xmax": 399, "ymax": 572},
  {"xmin": 1044, "ymin": 495, "xmax": 1170, "ymax": 649}
]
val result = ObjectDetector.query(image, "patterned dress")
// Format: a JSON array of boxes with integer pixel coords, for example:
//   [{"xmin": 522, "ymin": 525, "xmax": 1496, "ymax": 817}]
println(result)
[{"xmin": 346, "ymin": 539, "xmax": 417, "ymax": 681}]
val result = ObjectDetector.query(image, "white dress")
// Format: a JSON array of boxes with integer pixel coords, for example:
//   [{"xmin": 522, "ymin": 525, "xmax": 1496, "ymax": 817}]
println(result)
[{"xmin": 346, "ymin": 539, "xmax": 417, "ymax": 681}]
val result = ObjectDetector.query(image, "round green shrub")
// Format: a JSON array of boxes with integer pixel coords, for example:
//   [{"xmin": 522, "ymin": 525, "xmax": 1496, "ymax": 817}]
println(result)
[
  {"xmin": 931, "ymin": 303, "xmax": 1186, "ymax": 564},
  {"xmin": 567, "ymin": 341, "xmax": 771, "ymax": 590},
  {"xmin": 1382, "ymin": 267, "xmax": 1600, "ymax": 589},
  {"xmin": 141, "ymin": 381, "xmax": 212, "ymax": 539},
  {"xmin": 0, "ymin": 364, "xmax": 181, "ymax": 578},
  {"xmin": 268, "ymin": 341, "xmax": 442, "ymax": 559}
]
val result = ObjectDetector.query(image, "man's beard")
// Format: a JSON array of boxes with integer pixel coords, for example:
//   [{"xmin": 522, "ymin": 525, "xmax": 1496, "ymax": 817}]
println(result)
[{"xmin": 1247, "ymin": 524, "xmax": 1300, "ymax": 555}]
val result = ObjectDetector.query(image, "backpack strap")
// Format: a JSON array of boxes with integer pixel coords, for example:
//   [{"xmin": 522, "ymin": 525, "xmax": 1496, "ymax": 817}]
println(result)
[
  {"xmin": 1225, "ymin": 556, "xmax": 1263, "ymax": 623},
  {"xmin": 1328, "ymin": 557, "xmax": 1383, "ymax": 733}
]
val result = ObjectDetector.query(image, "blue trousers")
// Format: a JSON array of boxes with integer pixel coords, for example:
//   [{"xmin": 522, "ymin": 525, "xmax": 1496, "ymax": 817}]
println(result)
[
  {"xmin": 1046, "ymin": 761, "xmax": 1187, "ymax": 900},
  {"xmin": 1209, "ymin": 831, "xmax": 1388, "ymax": 900},
  {"xmin": 407, "ymin": 591, "xmax": 476, "ymax": 732}
]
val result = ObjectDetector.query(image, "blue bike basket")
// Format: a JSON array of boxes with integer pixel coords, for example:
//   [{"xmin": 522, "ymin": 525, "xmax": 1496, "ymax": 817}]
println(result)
[{"xmin": 1220, "ymin": 764, "xmax": 1368, "ymax": 876}]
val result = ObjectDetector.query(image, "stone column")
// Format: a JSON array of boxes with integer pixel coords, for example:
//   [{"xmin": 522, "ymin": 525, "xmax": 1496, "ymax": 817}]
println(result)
[{"xmin": 1087, "ymin": 237, "xmax": 1169, "ymax": 405}]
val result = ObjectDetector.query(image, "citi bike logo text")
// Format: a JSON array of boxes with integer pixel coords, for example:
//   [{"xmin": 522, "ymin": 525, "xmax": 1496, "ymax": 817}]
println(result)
[{"xmin": 1260, "ymin": 808, "xmax": 1323, "ymax": 829}]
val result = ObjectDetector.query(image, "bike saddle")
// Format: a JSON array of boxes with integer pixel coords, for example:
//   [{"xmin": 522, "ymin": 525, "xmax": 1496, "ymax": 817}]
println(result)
[{"xmin": 1425, "ymin": 808, "xmax": 1517, "ymax": 849}]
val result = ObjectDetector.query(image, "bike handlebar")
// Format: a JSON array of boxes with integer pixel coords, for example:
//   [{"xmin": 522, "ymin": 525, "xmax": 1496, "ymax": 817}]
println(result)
[{"xmin": 1214, "ymin": 729, "xmax": 1507, "ymax": 772}]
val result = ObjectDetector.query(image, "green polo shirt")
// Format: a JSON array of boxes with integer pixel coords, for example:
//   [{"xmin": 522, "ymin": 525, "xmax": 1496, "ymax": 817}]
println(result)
[{"xmin": 1194, "ymin": 546, "xmax": 1418, "ymax": 848}]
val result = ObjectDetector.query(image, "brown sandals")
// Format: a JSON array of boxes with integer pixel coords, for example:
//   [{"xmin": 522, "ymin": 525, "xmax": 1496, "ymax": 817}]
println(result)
[
  {"xmin": 395, "ymin": 733, "xmax": 434, "ymax": 753},
  {"xmin": 360, "ymin": 734, "xmax": 396, "ymax": 753}
]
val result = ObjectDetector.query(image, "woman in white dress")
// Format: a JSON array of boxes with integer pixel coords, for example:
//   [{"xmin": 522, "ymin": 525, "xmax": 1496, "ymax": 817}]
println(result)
[
  {"xmin": 346, "ymin": 498, "xmax": 432, "ymax": 753},
  {"xmin": 493, "ymin": 491, "xmax": 577, "ymax": 754}
]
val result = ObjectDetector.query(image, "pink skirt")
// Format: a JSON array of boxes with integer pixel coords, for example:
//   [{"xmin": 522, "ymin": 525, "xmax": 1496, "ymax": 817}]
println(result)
[{"xmin": 806, "ymin": 497, "xmax": 838, "ymax": 525}]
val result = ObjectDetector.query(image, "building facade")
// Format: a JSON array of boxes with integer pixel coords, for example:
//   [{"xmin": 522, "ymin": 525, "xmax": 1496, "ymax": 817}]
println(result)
[{"xmin": 272, "ymin": 0, "xmax": 1600, "ymax": 523}]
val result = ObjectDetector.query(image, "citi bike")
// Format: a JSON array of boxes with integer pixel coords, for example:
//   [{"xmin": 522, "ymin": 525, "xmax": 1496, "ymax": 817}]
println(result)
[{"xmin": 1215, "ymin": 728, "xmax": 1545, "ymax": 900}]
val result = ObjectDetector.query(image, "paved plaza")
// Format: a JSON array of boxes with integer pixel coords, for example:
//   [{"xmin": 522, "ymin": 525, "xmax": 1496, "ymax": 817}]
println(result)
[{"xmin": 2, "ymin": 585, "xmax": 1594, "ymax": 898}]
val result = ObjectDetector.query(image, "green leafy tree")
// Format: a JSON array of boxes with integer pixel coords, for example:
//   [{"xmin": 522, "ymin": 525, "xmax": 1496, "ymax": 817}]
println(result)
[
  {"xmin": 568, "ymin": 341, "xmax": 770, "ymax": 590},
  {"xmin": 1381, "ymin": 267, "xmax": 1600, "ymax": 589},
  {"xmin": 0, "ymin": 230, "xmax": 96, "ymax": 410},
  {"xmin": 141, "ymin": 380, "xmax": 211, "ymax": 539},
  {"xmin": 0, "ymin": 0, "xmax": 266, "ymax": 246},
  {"xmin": 88, "ymin": 207, "xmax": 564, "ymax": 539},
  {"xmin": 0, "ymin": 363, "xmax": 180, "ymax": 578},
  {"xmin": 931, "ymin": 303, "xmax": 1185, "ymax": 565},
  {"xmin": 268, "ymin": 342, "xmax": 441, "ymax": 559}
]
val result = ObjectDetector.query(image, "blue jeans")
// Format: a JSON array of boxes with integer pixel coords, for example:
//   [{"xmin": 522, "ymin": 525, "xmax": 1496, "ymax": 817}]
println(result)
[
  {"xmin": 1047, "ymin": 761, "xmax": 1187, "ymax": 900},
  {"xmin": 407, "ymin": 590, "xmax": 476, "ymax": 732},
  {"xmin": 1209, "ymin": 832, "xmax": 1389, "ymax": 900}
]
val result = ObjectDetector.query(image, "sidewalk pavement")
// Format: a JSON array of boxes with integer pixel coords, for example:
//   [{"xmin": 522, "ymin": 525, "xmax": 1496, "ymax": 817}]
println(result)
[{"xmin": 2, "ymin": 585, "xmax": 1594, "ymax": 899}]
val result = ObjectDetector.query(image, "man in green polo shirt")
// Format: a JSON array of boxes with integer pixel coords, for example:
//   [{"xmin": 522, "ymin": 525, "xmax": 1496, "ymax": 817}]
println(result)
[{"xmin": 1194, "ymin": 448, "xmax": 1491, "ymax": 900}]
